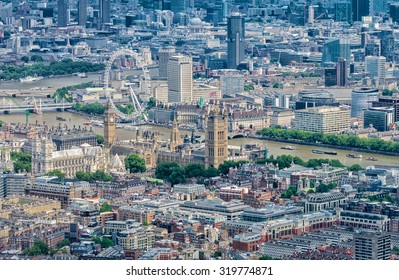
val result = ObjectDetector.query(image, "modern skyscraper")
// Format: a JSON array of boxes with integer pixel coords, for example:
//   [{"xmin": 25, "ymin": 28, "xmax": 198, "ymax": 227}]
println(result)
[
  {"xmin": 370, "ymin": 0, "xmax": 387, "ymax": 16},
  {"xmin": 167, "ymin": 55, "xmax": 192, "ymax": 103},
  {"xmin": 158, "ymin": 47, "xmax": 176, "ymax": 78},
  {"xmin": 57, "ymin": 0, "xmax": 68, "ymax": 27},
  {"xmin": 365, "ymin": 56, "xmax": 386, "ymax": 80},
  {"xmin": 78, "ymin": 0, "xmax": 87, "ymax": 27},
  {"xmin": 364, "ymin": 107, "xmax": 394, "ymax": 131},
  {"xmin": 170, "ymin": 0, "xmax": 188, "ymax": 13},
  {"xmin": 100, "ymin": 0, "xmax": 111, "ymax": 24},
  {"xmin": 104, "ymin": 99, "xmax": 116, "ymax": 149},
  {"xmin": 205, "ymin": 104, "xmax": 228, "ymax": 169},
  {"xmin": 390, "ymin": 3, "xmax": 399, "ymax": 23},
  {"xmin": 325, "ymin": 68, "xmax": 337, "ymax": 87},
  {"xmin": 335, "ymin": 1, "xmax": 352, "ymax": 23},
  {"xmin": 351, "ymin": 87, "xmax": 379, "ymax": 118},
  {"xmin": 354, "ymin": 232, "xmax": 390, "ymax": 260},
  {"xmin": 336, "ymin": 58, "xmax": 348, "ymax": 87},
  {"xmin": 352, "ymin": 0, "xmax": 370, "ymax": 22},
  {"xmin": 227, "ymin": 13, "xmax": 245, "ymax": 69},
  {"xmin": 322, "ymin": 38, "xmax": 350, "ymax": 64}
]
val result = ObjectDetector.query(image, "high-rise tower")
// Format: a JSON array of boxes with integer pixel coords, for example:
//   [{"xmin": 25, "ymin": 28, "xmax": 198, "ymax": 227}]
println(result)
[
  {"xmin": 58, "ymin": 0, "xmax": 68, "ymax": 27},
  {"xmin": 167, "ymin": 55, "xmax": 193, "ymax": 103},
  {"xmin": 100, "ymin": 0, "xmax": 111, "ymax": 24},
  {"xmin": 205, "ymin": 104, "xmax": 228, "ymax": 169},
  {"xmin": 78, "ymin": 0, "xmax": 87, "ymax": 27},
  {"xmin": 104, "ymin": 99, "xmax": 116, "ymax": 149},
  {"xmin": 227, "ymin": 13, "xmax": 245, "ymax": 69}
]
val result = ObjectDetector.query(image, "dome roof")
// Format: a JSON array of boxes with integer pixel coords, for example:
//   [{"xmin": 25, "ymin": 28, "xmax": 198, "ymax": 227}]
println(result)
[{"xmin": 190, "ymin": 17, "xmax": 202, "ymax": 26}]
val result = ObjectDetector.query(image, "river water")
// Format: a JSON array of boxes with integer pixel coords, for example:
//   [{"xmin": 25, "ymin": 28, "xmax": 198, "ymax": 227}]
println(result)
[
  {"xmin": 0, "ymin": 74, "xmax": 398, "ymax": 168},
  {"xmin": 1, "ymin": 111, "xmax": 398, "ymax": 168}
]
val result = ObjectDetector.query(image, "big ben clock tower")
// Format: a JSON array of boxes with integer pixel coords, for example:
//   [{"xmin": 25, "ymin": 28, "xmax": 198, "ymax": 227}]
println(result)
[{"xmin": 104, "ymin": 98, "xmax": 116, "ymax": 149}]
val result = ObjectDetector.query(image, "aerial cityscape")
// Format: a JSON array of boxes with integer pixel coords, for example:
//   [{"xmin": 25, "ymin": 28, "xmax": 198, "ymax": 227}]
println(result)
[{"xmin": 1, "ymin": 0, "xmax": 399, "ymax": 261}]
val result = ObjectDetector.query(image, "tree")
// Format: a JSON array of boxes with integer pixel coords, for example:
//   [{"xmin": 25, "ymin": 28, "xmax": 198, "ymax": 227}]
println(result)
[
  {"xmin": 348, "ymin": 164, "xmax": 364, "ymax": 172},
  {"xmin": 0, "ymin": 120, "xmax": 3, "ymax": 128},
  {"xmin": 56, "ymin": 239, "xmax": 71, "ymax": 249},
  {"xmin": 23, "ymin": 241, "xmax": 49, "ymax": 255},
  {"xmin": 184, "ymin": 163, "xmax": 205, "ymax": 178},
  {"xmin": 21, "ymin": 56, "xmax": 30, "ymax": 63},
  {"xmin": 91, "ymin": 236, "xmax": 114, "ymax": 248},
  {"xmin": 204, "ymin": 166, "xmax": 220, "ymax": 178},
  {"xmin": 30, "ymin": 55, "xmax": 44, "ymax": 63},
  {"xmin": 169, "ymin": 167, "xmax": 186, "ymax": 186},
  {"xmin": 218, "ymin": 160, "xmax": 248, "ymax": 175},
  {"xmin": 125, "ymin": 154, "xmax": 146, "ymax": 173},
  {"xmin": 96, "ymin": 134, "xmax": 104, "ymax": 145},
  {"xmin": 155, "ymin": 162, "xmax": 181, "ymax": 180},
  {"xmin": 100, "ymin": 238, "xmax": 114, "ymax": 249},
  {"xmin": 11, "ymin": 151, "xmax": 32, "ymax": 173},
  {"xmin": 46, "ymin": 169, "xmax": 65, "ymax": 178},
  {"xmin": 146, "ymin": 97, "xmax": 156, "ymax": 110},
  {"xmin": 100, "ymin": 202, "xmax": 112, "ymax": 213}
]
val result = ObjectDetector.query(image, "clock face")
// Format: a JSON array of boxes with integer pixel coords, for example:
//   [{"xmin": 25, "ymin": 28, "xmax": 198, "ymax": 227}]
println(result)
[
  {"xmin": 104, "ymin": 117, "xmax": 108, "ymax": 122},
  {"xmin": 110, "ymin": 117, "xmax": 114, "ymax": 122}
]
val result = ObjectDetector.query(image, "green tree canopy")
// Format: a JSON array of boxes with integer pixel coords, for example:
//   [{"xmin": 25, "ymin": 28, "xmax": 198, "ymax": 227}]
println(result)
[
  {"xmin": 11, "ymin": 151, "xmax": 31, "ymax": 173},
  {"xmin": 23, "ymin": 241, "xmax": 49, "ymax": 255},
  {"xmin": 184, "ymin": 163, "xmax": 205, "ymax": 178},
  {"xmin": 96, "ymin": 134, "xmax": 104, "ymax": 145},
  {"xmin": 125, "ymin": 154, "xmax": 146, "ymax": 173},
  {"xmin": 348, "ymin": 164, "xmax": 364, "ymax": 172},
  {"xmin": 155, "ymin": 162, "xmax": 181, "ymax": 180},
  {"xmin": 46, "ymin": 169, "xmax": 65, "ymax": 178},
  {"xmin": 100, "ymin": 202, "xmax": 112, "ymax": 213},
  {"xmin": 56, "ymin": 239, "xmax": 71, "ymax": 249},
  {"xmin": 76, "ymin": 170, "xmax": 113, "ymax": 182}
]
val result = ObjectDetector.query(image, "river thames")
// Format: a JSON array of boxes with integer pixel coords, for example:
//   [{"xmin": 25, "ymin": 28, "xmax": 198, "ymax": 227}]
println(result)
[
  {"xmin": 0, "ymin": 74, "xmax": 398, "ymax": 168},
  {"xmin": 1, "ymin": 111, "xmax": 398, "ymax": 168}
]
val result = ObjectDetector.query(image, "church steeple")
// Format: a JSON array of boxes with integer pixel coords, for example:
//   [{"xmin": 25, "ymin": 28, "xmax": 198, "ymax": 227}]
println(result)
[{"xmin": 104, "ymin": 98, "xmax": 116, "ymax": 149}]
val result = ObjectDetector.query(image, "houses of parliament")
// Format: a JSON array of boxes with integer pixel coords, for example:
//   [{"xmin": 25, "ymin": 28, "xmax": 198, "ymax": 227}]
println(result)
[{"xmin": 30, "ymin": 100, "xmax": 248, "ymax": 178}]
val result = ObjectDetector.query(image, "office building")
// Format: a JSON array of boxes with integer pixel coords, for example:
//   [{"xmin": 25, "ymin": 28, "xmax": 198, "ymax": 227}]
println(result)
[
  {"xmin": 370, "ymin": 0, "xmax": 387, "ymax": 16},
  {"xmin": 364, "ymin": 107, "xmax": 394, "ymax": 131},
  {"xmin": 227, "ymin": 14, "xmax": 245, "ymax": 69},
  {"xmin": 2, "ymin": 173, "xmax": 31, "ymax": 197},
  {"xmin": 390, "ymin": 3, "xmax": 399, "ymax": 23},
  {"xmin": 292, "ymin": 106, "xmax": 351, "ymax": 133},
  {"xmin": 354, "ymin": 232, "xmax": 390, "ymax": 260},
  {"xmin": 337, "ymin": 58, "xmax": 348, "ymax": 87},
  {"xmin": 57, "ymin": 0, "xmax": 68, "ymax": 27},
  {"xmin": 167, "ymin": 55, "xmax": 192, "ymax": 103},
  {"xmin": 325, "ymin": 68, "xmax": 337, "ymax": 87},
  {"xmin": 78, "ymin": 0, "xmax": 87, "ymax": 27},
  {"xmin": 352, "ymin": 0, "xmax": 370, "ymax": 22},
  {"xmin": 205, "ymin": 104, "xmax": 228, "ymax": 169},
  {"xmin": 25, "ymin": 177, "xmax": 75, "ymax": 209},
  {"xmin": 372, "ymin": 95, "xmax": 399, "ymax": 122},
  {"xmin": 100, "ymin": 0, "xmax": 111, "ymax": 24},
  {"xmin": 220, "ymin": 71, "xmax": 245, "ymax": 96},
  {"xmin": 295, "ymin": 90, "xmax": 339, "ymax": 110},
  {"xmin": 335, "ymin": 2, "xmax": 352, "ymax": 23},
  {"xmin": 351, "ymin": 87, "xmax": 379, "ymax": 118},
  {"xmin": 322, "ymin": 38, "xmax": 351, "ymax": 64},
  {"xmin": 158, "ymin": 48, "xmax": 176, "ymax": 78},
  {"xmin": 170, "ymin": 0, "xmax": 188, "ymax": 13},
  {"xmin": 365, "ymin": 56, "xmax": 386, "ymax": 80}
]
